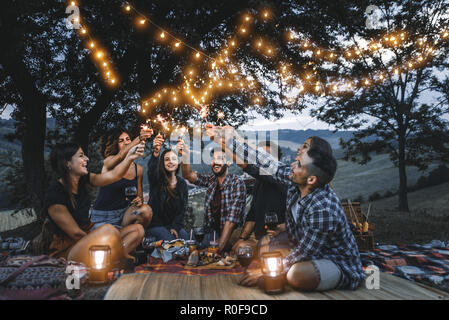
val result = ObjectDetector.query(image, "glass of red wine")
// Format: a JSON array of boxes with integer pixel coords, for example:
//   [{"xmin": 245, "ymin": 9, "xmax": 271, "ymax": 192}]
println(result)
[
  {"xmin": 265, "ymin": 212, "xmax": 279, "ymax": 232},
  {"xmin": 141, "ymin": 237, "xmax": 155, "ymax": 270},
  {"xmin": 193, "ymin": 227, "xmax": 205, "ymax": 247},
  {"xmin": 125, "ymin": 186, "xmax": 138, "ymax": 207},
  {"xmin": 237, "ymin": 246, "xmax": 253, "ymax": 270}
]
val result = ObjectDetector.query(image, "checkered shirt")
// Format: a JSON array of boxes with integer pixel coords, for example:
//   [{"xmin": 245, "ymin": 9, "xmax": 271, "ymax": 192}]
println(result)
[
  {"xmin": 195, "ymin": 173, "xmax": 246, "ymax": 232},
  {"xmin": 228, "ymin": 137, "xmax": 366, "ymax": 290}
]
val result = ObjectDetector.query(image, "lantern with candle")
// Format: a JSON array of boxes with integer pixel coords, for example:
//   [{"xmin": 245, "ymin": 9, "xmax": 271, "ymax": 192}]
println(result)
[
  {"xmin": 260, "ymin": 251, "xmax": 285, "ymax": 294},
  {"xmin": 88, "ymin": 245, "xmax": 111, "ymax": 284}
]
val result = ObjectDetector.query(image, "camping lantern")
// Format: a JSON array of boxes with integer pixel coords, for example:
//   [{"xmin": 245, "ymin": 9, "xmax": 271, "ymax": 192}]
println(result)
[
  {"xmin": 88, "ymin": 245, "xmax": 111, "ymax": 284},
  {"xmin": 260, "ymin": 251, "xmax": 285, "ymax": 294}
]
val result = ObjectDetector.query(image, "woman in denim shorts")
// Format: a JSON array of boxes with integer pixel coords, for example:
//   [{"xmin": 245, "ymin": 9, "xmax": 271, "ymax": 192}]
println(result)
[{"xmin": 91, "ymin": 128, "xmax": 153, "ymax": 231}]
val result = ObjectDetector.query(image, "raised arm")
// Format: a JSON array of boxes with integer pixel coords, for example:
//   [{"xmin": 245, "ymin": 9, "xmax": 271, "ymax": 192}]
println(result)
[
  {"xmin": 177, "ymin": 139, "xmax": 198, "ymax": 184},
  {"xmin": 103, "ymin": 128, "xmax": 153, "ymax": 171},
  {"xmin": 206, "ymin": 125, "xmax": 293, "ymax": 186},
  {"xmin": 147, "ymin": 134, "xmax": 164, "ymax": 184},
  {"xmin": 90, "ymin": 142, "xmax": 145, "ymax": 187}
]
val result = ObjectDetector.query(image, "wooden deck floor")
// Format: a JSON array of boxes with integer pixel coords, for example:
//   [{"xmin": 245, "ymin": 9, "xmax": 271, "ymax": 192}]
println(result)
[{"xmin": 104, "ymin": 272, "xmax": 449, "ymax": 300}]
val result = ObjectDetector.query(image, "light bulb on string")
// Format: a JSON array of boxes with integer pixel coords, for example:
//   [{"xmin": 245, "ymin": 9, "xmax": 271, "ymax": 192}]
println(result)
[
  {"xmin": 125, "ymin": 5, "xmax": 131, "ymax": 12},
  {"xmin": 160, "ymin": 32, "xmax": 166, "ymax": 39}
]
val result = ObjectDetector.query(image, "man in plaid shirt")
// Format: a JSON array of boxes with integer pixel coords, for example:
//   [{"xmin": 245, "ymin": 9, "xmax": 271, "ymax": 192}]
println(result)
[
  {"xmin": 178, "ymin": 140, "xmax": 246, "ymax": 253},
  {"xmin": 206, "ymin": 126, "xmax": 365, "ymax": 291}
]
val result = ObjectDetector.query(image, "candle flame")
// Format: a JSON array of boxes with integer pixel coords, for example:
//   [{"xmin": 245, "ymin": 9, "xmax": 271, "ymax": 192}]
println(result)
[{"xmin": 94, "ymin": 250, "xmax": 105, "ymax": 269}]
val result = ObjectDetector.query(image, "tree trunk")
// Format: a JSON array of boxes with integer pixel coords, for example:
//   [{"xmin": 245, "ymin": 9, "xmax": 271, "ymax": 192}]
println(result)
[
  {"xmin": 397, "ymin": 131, "xmax": 409, "ymax": 212},
  {"xmin": 74, "ymin": 89, "xmax": 115, "ymax": 151},
  {"xmin": 1, "ymin": 51, "xmax": 48, "ymax": 216},
  {"xmin": 21, "ymin": 104, "xmax": 47, "ymax": 216}
]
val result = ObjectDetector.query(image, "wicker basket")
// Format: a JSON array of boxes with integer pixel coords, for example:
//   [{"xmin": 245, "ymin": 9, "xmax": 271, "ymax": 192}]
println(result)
[{"xmin": 341, "ymin": 202, "xmax": 375, "ymax": 251}]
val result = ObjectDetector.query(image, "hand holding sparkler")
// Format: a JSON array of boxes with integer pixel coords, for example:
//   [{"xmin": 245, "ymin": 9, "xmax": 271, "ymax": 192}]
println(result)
[
  {"xmin": 153, "ymin": 133, "xmax": 165, "ymax": 157},
  {"xmin": 139, "ymin": 124, "xmax": 154, "ymax": 142},
  {"xmin": 176, "ymin": 139, "xmax": 189, "ymax": 161}
]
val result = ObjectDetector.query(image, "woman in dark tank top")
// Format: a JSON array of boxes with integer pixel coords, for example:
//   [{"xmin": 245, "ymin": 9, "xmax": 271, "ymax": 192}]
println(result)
[{"xmin": 91, "ymin": 128, "xmax": 153, "ymax": 230}]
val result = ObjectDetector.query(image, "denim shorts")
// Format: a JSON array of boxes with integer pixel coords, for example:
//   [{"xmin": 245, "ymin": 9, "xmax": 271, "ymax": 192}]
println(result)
[
  {"xmin": 90, "ymin": 208, "xmax": 127, "ymax": 230},
  {"xmin": 311, "ymin": 259, "xmax": 342, "ymax": 291}
]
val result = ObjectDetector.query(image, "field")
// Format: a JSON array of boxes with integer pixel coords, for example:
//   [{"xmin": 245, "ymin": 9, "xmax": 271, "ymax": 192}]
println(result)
[{"xmin": 362, "ymin": 182, "xmax": 449, "ymax": 244}]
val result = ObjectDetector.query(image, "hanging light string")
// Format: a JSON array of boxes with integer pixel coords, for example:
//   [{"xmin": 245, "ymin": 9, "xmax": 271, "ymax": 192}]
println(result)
[
  {"xmin": 72, "ymin": 1, "xmax": 449, "ymax": 129},
  {"xmin": 123, "ymin": 3, "xmax": 215, "ymax": 61},
  {"xmin": 68, "ymin": 1, "xmax": 118, "ymax": 86}
]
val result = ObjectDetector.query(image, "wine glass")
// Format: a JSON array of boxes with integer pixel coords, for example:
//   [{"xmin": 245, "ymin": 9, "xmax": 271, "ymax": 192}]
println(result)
[
  {"xmin": 141, "ymin": 237, "xmax": 155, "ymax": 270},
  {"xmin": 193, "ymin": 227, "xmax": 205, "ymax": 246},
  {"xmin": 264, "ymin": 212, "xmax": 279, "ymax": 232},
  {"xmin": 125, "ymin": 186, "xmax": 138, "ymax": 206},
  {"xmin": 237, "ymin": 246, "xmax": 253, "ymax": 270}
]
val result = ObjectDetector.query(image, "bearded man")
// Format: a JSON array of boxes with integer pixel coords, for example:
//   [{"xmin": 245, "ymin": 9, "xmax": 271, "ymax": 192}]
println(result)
[{"xmin": 178, "ymin": 141, "xmax": 246, "ymax": 253}]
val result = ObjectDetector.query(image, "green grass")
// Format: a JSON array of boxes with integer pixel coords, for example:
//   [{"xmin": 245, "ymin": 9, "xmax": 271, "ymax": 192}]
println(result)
[{"xmin": 331, "ymin": 153, "xmax": 440, "ymax": 201}]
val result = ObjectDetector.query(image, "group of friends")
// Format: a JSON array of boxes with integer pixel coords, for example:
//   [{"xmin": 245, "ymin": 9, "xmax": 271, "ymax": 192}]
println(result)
[{"xmin": 38, "ymin": 124, "xmax": 366, "ymax": 292}]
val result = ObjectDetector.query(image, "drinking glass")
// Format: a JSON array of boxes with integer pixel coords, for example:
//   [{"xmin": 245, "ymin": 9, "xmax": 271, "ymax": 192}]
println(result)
[
  {"xmin": 264, "ymin": 212, "xmax": 279, "ymax": 232},
  {"xmin": 237, "ymin": 246, "xmax": 253, "ymax": 270},
  {"xmin": 125, "ymin": 186, "xmax": 138, "ymax": 203},
  {"xmin": 193, "ymin": 227, "xmax": 205, "ymax": 244}
]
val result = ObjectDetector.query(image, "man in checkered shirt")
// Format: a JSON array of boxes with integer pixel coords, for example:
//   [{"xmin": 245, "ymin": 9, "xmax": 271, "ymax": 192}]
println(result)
[
  {"xmin": 178, "ymin": 140, "xmax": 246, "ymax": 253},
  {"xmin": 206, "ymin": 125, "xmax": 366, "ymax": 291}
]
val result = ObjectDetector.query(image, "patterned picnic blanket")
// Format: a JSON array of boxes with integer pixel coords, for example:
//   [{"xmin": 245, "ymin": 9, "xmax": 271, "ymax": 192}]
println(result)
[
  {"xmin": 134, "ymin": 257, "xmax": 245, "ymax": 276},
  {"xmin": 360, "ymin": 241, "xmax": 449, "ymax": 287}
]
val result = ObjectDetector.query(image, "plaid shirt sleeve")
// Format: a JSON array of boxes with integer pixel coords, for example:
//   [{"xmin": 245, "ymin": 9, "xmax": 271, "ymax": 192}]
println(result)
[
  {"xmin": 194, "ymin": 173, "xmax": 211, "ymax": 188},
  {"xmin": 283, "ymin": 209, "xmax": 338, "ymax": 270},
  {"xmin": 225, "ymin": 177, "xmax": 246, "ymax": 225},
  {"xmin": 227, "ymin": 138, "xmax": 293, "ymax": 186}
]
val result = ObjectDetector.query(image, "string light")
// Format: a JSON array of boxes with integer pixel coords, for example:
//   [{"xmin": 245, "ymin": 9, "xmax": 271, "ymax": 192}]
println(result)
[{"xmin": 75, "ymin": 2, "xmax": 449, "ymax": 115}]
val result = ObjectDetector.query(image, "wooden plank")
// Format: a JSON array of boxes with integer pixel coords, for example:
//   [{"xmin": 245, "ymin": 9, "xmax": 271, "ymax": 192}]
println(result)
[
  {"xmin": 104, "ymin": 273, "xmax": 148, "ymax": 300},
  {"xmin": 379, "ymin": 273, "xmax": 448, "ymax": 300},
  {"xmin": 104, "ymin": 272, "xmax": 449, "ymax": 300}
]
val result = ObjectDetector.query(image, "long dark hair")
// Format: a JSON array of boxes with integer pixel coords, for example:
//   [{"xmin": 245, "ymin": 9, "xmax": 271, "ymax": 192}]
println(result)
[
  {"xmin": 50, "ymin": 142, "xmax": 88, "ymax": 206},
  {"xmin": 100, "ymin": 128, "xmax": 130, "ymax": 158},
  {"xmin": 158, "ymin": 149, "xmax": 180, "ymax": 200}
]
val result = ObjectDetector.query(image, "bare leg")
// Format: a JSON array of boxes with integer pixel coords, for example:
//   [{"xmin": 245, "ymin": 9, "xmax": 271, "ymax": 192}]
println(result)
[
  {"xmin": 120, "ymin": 224, "xmax": 145, "ymax": 260},
  {"xmin": 67, "ymin": 224, "xmax": 125, "ymax": 267},
  {"xmin": 122, "ymin": 204, "xmax": 153, "ymax": 228},
  {"xmin": 286, "ymin": 261, "xmax": 320, "ymax": 291}
]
